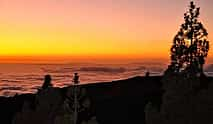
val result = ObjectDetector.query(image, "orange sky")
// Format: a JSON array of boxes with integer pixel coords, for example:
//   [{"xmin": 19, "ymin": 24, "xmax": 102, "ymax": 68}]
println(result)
[{"xmin": 0, "ymin": 0, "xmax": 212, "ymax": 63}]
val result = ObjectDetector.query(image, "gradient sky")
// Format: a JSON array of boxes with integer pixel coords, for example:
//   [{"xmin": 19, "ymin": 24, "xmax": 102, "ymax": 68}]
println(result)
[{"xmin": 0, "ymin": 0, "xmax": 212, "ymax": 63}]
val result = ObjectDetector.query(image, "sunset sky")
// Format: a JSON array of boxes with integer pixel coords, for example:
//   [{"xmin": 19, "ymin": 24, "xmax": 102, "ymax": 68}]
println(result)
[{"xmin": 0, "ymin": 0, "xmax": 212, "ymax": 63}]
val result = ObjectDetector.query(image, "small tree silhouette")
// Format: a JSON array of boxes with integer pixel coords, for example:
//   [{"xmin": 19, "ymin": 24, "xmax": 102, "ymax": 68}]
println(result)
[{"xmin": 170, "ymin": 1, "xmax": 209, "ymax": 74}]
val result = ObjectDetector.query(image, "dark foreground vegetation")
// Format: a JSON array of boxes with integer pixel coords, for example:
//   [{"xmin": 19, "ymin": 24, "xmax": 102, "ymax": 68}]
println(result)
[
  {"xmin": 0, "ymin": 76, "xmax": 163, "ymax": 124},
  {"xmin": 0, "ymin": 74, "xmax": 213, "ymax": 124}
]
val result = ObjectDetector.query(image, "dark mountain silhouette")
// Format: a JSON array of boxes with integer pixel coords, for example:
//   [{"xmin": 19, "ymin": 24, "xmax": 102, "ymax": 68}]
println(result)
[
  {"xmin": 0, "ymin": 76, "xmax": 163, "ymax": 124},
  {"xmin": 0, "ymin": 75, "xmax": 212, "ymax": 124}
]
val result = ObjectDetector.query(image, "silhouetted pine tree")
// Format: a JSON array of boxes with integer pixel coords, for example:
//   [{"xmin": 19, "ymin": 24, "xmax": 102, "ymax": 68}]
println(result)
[{"xmin": 170, "ymin": 1, "xmax": 209, "ymax": 74}]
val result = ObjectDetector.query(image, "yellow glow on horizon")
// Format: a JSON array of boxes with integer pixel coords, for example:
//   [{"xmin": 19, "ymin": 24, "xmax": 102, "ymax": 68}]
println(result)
[
  {"xmin": 0, "ymin": 22, "xmax": 170, "ymax": 60},
  {"xmin": 0, "ymin": 0, "xmax": 212, "ymax": 63}
]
